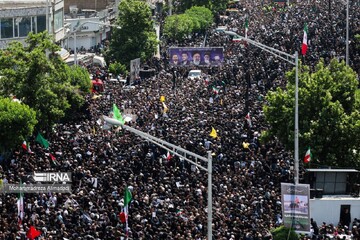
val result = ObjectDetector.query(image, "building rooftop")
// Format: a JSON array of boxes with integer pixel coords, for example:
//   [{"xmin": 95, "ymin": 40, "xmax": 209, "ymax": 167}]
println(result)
[{"xmin": 0, "ymin": 0, "xmax": 47, "ymax": 9}]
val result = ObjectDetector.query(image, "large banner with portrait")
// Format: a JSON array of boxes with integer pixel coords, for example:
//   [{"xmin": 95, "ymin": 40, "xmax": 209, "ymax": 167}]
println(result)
[
  {"xmin": 130, "ymin": 58, "xmax": 140, "ymax": 84},
  {"xmin": 169, "ymin": 47, "xmax": 224, "ymax": 66},
  {"xmin": 281, "ymin": 183, "xmax": 311, "ymax": 232}
]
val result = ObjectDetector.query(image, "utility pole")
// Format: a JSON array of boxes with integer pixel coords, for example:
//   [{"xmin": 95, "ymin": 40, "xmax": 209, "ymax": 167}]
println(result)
[
  {"xmin": 168, "ymin": 0, "xmax": 172, "ymax": 15},
  {"xmin": 46, "ymin": 0, "xmax": 49, "ymax": 32}
]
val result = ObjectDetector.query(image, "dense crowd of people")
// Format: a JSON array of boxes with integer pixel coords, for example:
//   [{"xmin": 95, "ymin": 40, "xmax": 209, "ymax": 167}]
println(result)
[{"xmin": 0, "ymin": 0, "xmax": 359, "ymax": 239}]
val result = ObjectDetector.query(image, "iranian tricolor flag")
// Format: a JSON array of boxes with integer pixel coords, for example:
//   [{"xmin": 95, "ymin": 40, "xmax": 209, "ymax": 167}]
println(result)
[
  {"xmin": 17, "ymin": 186, "xmax": 24, "ymax": 226},
  {"xmin": 123, "ymin": 187, "xmax": 132, "ymax": 236},
  {"xmin": 244, "ymin": 17, "xmax": 249, "ymax": 39},
  {"xmin": 304, "ymin": 147, "xmax": 312, "ymax": 163},
  {"xmin": 301, "ymin": 23, "xmax": 308, "ymax": 55},
  {"xmin": 22, "ymin": 141, "xmax": 32, "ymax": 153},
  {"xmin": 245, "ymin": 112, "xmax": 252, "ymax": 127},
  {"xmin": 212, "ymin": 86, "xmax": 219, "ymax": 94},
  {"xmin": 166, "ymin": 151, "xmax": 172, "ymax": 161}
]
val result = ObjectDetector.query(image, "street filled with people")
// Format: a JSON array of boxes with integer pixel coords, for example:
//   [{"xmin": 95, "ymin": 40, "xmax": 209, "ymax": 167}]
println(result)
[{"xmin": 0, "ymin": 0, "xmax": 360, "ymax": 239}]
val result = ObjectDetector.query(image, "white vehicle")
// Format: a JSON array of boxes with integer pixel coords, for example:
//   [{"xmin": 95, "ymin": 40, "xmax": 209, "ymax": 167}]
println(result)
[
  {"xmin": 188, "ymin": 70, "xmax": 202, "ymax": 80},
  {"xmin": 93, "ymin": 56, "xmax": 107, "ymax": 68},
  {"xmin": 215, "ymin": 26, "xmax": 228, "ymax": 32}
]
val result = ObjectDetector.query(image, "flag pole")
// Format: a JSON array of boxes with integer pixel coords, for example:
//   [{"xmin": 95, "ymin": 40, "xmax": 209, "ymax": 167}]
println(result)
[
  {"xmin": 207, "ymin": 151, "xmax": 213, "ymax": 240},
  {"xmin": 294, "ymin": 51, "xmax": 299, "ymax": 185},
  {"xmin": 125, "ymin": 189, "xmax": 129, "ymax": 239}
]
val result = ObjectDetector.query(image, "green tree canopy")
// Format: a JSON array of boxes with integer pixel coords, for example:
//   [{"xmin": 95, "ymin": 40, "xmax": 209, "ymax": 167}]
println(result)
[
  {"xmin": 271, "ymin": 226, "xmax": 299, "ymax": 240},
  {"xmin": 163, "ymin": 14, "xmax": 195, "ymax": 41},
  {"xmin": 0, "ymin": 32, "xmax": 90, "ymax": 131},
  {"xmin": 0, "ymin": 98, "xmax": 37, "ymax": 153},
  {"xmin": 355, "ymin": 34, "xmax": 360, "ymax": 49},
  {"xmin": 109, "ymin": 62, "xmax": 128, "ymax": 77},
  {"xmin": 264, "ymin": 59, "xmax": 360, "ymax": 168},
  {"xmin": 184, "ymin": 6, "xmax": 213, "ymax": 31},
  {"xmin": 163, "ymin": 6, "xmax": 213, "ymax": 41},
  {"xmin": 106, "ymin": 0, "xmax": 158, "ymax": 66},
  {"xmin": 174, "ymin": 0, "xmax": 228, "ymax": 14}
]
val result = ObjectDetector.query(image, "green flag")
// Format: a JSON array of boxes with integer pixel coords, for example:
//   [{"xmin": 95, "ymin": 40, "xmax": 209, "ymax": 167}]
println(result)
[
  {"xmin": 112, "ymin": 104, "xmax": 125, "ymax": 125},
  {"xmin": 124, "ymin": 187, "xmax": 132, "ymax": 207},
  {"xmin": 245, "ymin": 17, "xmax": 249, "ymax": 38},
  {"xmin": 35, "ymin": 133, "xmax": 50, "ymax": 149}
]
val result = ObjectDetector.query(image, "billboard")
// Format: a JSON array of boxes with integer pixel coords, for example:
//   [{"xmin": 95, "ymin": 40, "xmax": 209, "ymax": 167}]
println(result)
[
  {"xmin": 130, "ymin": 58, "xmax": 141, "ymax": 84},
  {"xmin": 169, "ymin": 47, "xmax": 224, "ymax": 66},
  {"xmin": 281, "ymin": 183, "xmax": 311, "ymax": 232}
]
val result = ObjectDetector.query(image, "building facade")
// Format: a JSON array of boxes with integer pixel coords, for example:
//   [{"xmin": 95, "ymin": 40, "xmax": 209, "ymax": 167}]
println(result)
[
  {"xmin": 64, "ymin": 0, "xmax": 114, "ymax": 13},
  {"xmin": 64, "ymin": 17, "xmax": 112, "ymax": 52},
  {"xmin": 0, "ymin": 0, "xmax": 65, "ymax": 49}
]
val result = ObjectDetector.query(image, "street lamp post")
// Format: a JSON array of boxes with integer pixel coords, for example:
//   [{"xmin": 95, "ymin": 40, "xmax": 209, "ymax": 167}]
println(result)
[
  {"xmin": 103, "ymin": 117, "xmax": 213, "ymax": 239},
  {"xmin": 71, "ymin": 21, "xmax": 121, "ymax": 65},
  {"xmin": 226, "ymin": 32, "xmax": 300, "ymax": 184},
  {"xmin": 294, "ymin": 51, "xmax": 299, "ymax": 185}
]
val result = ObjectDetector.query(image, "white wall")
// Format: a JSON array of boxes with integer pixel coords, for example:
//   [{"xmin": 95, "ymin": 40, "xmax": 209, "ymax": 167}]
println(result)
[
  {"xmin": 67, "ymin": 33, "xmax": 96, "ymax": 50},
  {"xmin": 310, "ymin": 196, "xmax": 360, "ymax": 227}
]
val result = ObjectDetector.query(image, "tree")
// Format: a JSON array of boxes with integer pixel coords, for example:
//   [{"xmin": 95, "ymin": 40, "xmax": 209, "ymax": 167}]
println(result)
[
  {"xmin": 163, "ymin": 6, "xmax": 213, "ymax": 41},
  {"xmin": 271, "ymin": 226, "xmax": 299, "ymax": 240},
  {"xmin": 0, "ymin": 32, "xmax": 90, "ymax": 130},
  {"xmin": 106, "ymin": 0, "xmax": 158, "ymax": 66},
  {"xmin": 174, "ymin": 0, "xmax": 228, "ymax": 14},
  {"xmin": 163, "ymin": 14, "xmax": 194, "ymax": 41},
  {"xmin": 0, "ymin": 98, "xmax": 37, "ymax": 153},
  {"xmin": 209, "ymin": 0, "xmax": 229, "ymax": 13},
  {"xmin": 264, "ymin": 59, "xmax": 360, "ymax": 168},
  {"xmin": 184, "ymin": 6, "xmax": 213, "ymax": 33},
  {"xmin": 355, "ymin": 34, "xmax": 360, "ymax": 49},
  {"xmin": 109, "ymin": 62, "xmax": 128, "ymax": 77}
]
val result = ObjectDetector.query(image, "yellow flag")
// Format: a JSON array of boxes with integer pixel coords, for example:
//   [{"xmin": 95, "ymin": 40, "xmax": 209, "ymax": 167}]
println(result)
[
  {"xmin": 162, "ymin": 102, "xmax": 169, "ymax": 113},
  {"xmin": 160, "ymin": 95, "xmax": 166, "ymax": 102},
  {"xmin": 92, "ymin": 127, "xmax": 96, "ymax": 135},
  {"xmin": 0, "ymin": 179, "xmax": 3, "ymax": 190},
  {"xmin": 92, "ymin": 94, "xmax": 102, "ymax": 100},
  {"xmin": 209, "ymin": 127, "xmax": 217, "ymax": 139},
  {"xmin": 242, "ymin": 142, "xmax": 250, "ymax": 149}
]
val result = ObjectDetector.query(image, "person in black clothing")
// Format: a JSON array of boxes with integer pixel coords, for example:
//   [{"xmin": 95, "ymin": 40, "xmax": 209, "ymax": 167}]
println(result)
[
  {"xmin": 340, "ymin": 208, "xmax": 351, "ymax": 227},
  {"xmin": 311, "ymin": 218, "xmax": 319, "ymax": 238}
]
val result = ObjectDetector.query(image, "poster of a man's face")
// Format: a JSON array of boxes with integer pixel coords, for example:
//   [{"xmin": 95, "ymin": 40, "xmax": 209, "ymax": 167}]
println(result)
[
  {"xmin": 192, "ymin": 52, "xmax": 201, "ymax": 65},
  {"xmin": 181, "ymin": 53, "xmax": 189, "ymax": 65},
  {"xmin": 203, "ymin": 53, "xmax": 211, "ymax": 65},
  {"xmin": 168, "ymin": 47, "xmax": 224, "ymax": 67},
  {"xmin": 172, "ymin": 54, "xmax": 179, "ymax": 65}
]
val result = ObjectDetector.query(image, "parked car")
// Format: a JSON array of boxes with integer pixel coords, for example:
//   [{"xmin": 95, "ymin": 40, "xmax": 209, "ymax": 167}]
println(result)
[{"xmin": 188, "ymin": 70, "xmax": 202, "ymax": 80}]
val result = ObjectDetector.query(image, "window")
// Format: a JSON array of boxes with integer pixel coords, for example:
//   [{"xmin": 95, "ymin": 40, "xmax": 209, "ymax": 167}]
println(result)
[
  {"xmin": 32, "ymin": 16, "xmax": 36, "ymax": 33},
  {"xmin": 18, "ymin": 17, "xmax": 31, "ymax": 37},
  {"xmin": 37, "ymin": 15, "xmax": 46, "ymax": 33},
  {"xmin": 1, "ymin": 18, "xmax": 14, "ymax": 39},
  {"xmin": 54, "ymin": 9, "xmax": 63, "ymax": 31}
]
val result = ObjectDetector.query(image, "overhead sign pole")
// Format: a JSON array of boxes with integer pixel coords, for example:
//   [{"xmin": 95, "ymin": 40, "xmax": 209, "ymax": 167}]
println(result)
[
  {"xmin": 230, "ymin": 33, "xmax": 300, "ymax": 185},
  {"xmin": 103, "ymin": 117, "xmax": 213, "ymax": 239}
]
